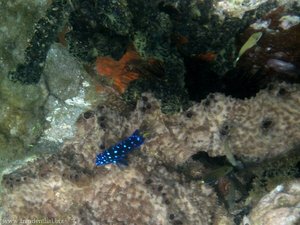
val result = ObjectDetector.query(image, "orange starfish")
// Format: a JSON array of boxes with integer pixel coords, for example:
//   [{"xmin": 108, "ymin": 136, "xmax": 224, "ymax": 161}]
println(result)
[{"xmin": 95, "ymin": 46, "xmax": 142, "ymax": 93}]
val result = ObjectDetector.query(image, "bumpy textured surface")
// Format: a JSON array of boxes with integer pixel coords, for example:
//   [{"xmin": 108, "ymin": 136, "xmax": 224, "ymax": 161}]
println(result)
[
  {"xmin": 0, "ymin": 0, "xmax": 49, "ymax": 76},
  {"xmin": 1, "ymin": 82, "xmax": 300, "ymax": 224},
  {"xmin": 0, "ymin": 113, "xmax": 230, "ymax": 225},
  {"xmin": 139, "ymin": 82, "xmax": 300, "ymax": 163},
  {"xmin": 246, "ymin": 180, "xmax": 300, "ymax": 225}
]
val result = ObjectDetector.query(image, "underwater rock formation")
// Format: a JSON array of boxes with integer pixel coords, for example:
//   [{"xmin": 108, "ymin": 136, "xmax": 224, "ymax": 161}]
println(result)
[
  {"xmin": 9, "ymin": 0, "xmax": 71, "ymax": 84},
  {"xmin": 139, "ymin": 82, "xmax": 300, "ymax": 164},
  {"xmin": 0, "ymin": 115, "xmax": 232, "ymax": 225},
  {"xmin": 245, "ymin": 180, "xmax": 300, "ymax": 225},
  {"xmin": 0, "ymin": 76, "xmax": 47, "ymax": 170},
  {"xmin": 1, "ymin": 81, "xmax": 300, "ymax": 224},
  {"xmin": 40, "ymin": 43, "xmax": 103, "ymax": 147},
  {"xmin": 0, "ymin": 0, "xmax": 50, "ymax": 76}
]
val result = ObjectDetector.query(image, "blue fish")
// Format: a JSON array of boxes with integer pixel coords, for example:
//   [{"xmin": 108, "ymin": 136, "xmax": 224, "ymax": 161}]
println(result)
[{"xmin": 95, "ymin": 129, "xmax": 144, "ymax": 166}]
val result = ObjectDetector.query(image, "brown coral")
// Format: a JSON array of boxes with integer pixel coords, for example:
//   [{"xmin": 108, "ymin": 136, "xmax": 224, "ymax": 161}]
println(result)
[{"xmin": 0, "ymin": 143, "xmax": 225, "ymax": 225}]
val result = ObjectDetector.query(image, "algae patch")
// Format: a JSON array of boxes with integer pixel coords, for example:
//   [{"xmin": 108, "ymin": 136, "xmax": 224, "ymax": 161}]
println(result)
[{"xmin": 0, "ymin": 76, "xmax": 47, "ymax": 171}]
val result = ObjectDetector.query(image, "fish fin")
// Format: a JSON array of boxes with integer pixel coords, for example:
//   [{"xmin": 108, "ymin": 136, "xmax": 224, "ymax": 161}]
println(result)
[
  {"xmin": 116, "ymin": 158, "xmax": 129, "ymax": 167},
  {"xmin": 233, "ymin": 57, "xmax": 239, "ymax": 67}
]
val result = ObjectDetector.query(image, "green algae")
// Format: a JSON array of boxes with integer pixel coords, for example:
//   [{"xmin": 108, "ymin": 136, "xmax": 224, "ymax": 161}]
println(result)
[
  {"xmin": 0, "ymin": 0, "xmax": 49, "ymax": 75},
  {"xmin": 0, "ymin": 76, "xmax": 46, "ymax": 171}
]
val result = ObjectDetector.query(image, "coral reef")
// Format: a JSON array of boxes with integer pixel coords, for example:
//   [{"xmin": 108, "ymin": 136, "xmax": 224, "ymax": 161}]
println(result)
[
  {"xmin": 67, "ymin": 0, "xmax": 288, "ymax": 110},
  {"xmin": 99, "ymin": 81, "xmax": 300, "ymax": 166},
  {"xmin": 0, "ymin": 112, "xmax": 232, "ymax": 225},
  {"xmin": 1, "ymin": 81, "xmax": 300, "ymax": 224},
  {"xmin": 136, "ymin": 82, "xmax": 300, "ymax": 164},
  {"xmin": 1, "ymin": 1, "xmax": 300, "ymax": 224},
  {"xmin": 244, "ymin": 148, "xmax": 300, "ymax": 206}
]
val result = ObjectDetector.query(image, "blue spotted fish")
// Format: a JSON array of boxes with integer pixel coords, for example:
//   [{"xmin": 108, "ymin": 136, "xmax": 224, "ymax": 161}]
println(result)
[{"xmin": 95, "ymin": 129, "xmax": 145, "ymax": 166}]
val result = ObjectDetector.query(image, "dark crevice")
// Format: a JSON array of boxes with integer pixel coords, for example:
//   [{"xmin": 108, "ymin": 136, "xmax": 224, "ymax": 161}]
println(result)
[{"xmin": 183, "ymin": 55, "xmax": 270, "ymax": 101}]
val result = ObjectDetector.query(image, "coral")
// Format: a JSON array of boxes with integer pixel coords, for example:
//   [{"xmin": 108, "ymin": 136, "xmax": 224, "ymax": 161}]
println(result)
[
  {"xmin": 79, "ymin": 81, "xmax": 300, "ymax": 166},
  {"xmin": 1, "ymin": 82, "xmax": 300, "ymax": 224},
  {"xmin": 0, "ymin": 130, "xmax": 231, "ymax": 225},
  {"xmin": 245, "ymin": 180, "xmax": 300, "ymax": 225},
  {"xmin": 136, "ymin": 82, "xmax": 300, "ymax": 164},
  {"xmin": 244, "ymin": 148, "xmax": 300, "ymax": 207}
]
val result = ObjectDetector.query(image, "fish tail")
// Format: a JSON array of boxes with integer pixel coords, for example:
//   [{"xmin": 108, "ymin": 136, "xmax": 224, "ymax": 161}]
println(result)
[
  {"xmin": 139, "ymin": 121, "xmax": 157, "ymax": 140},
  {"xmin": 233, "ymin": 57, "xmax": 239, "ymax": 67}
]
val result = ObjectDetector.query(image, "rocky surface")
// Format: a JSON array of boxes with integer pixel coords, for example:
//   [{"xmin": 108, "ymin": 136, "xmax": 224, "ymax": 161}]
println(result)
[
  {"xmin": 40, "ymin": 43, "xmax": 104, "ymax": 147},
  {"xmin": 245, "ymin": 180, "xmax": 300, "ymax": 225},
  {"xmin": 139, "ymin": 82, "xmax": 300, "ymax": 164},
  {"xmin": 0, "ymin": 1, "xmax": 300, "ymax": 224},
  {"xmin": 1, "ymin": 81, "xmax": 300, "ymax": 224},
  {"xmin": 0, "ymin": 0, "xmax": 49, "ymax": 75},
  {"xmin": 0, "ymin": 111, "xmax": 232, "ymax": 225}
]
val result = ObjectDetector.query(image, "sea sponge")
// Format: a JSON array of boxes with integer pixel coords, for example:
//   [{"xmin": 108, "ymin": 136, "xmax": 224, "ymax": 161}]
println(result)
[
  {"xmin": 137, "ymin": 82, "xmax": 300, "ymax": 164},
  {"xmin": 1, "ymin": 82, "xmax": 300, "ymax": 224},
  {"xmin": 0, "ymin": 144, "xmax": 230, "ymax": 225}
]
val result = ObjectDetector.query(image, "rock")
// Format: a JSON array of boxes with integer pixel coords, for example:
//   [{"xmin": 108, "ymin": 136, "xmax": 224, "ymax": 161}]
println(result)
[
  {"xmin": 246, "ymin": 180, "xmax": 300, "ymax": 225},
  {"xmin": 0, "ymin": 0, "xmax": 49, "ymax": 75},
  {"xmin": 40, "ymin": 43, "xmax": 105, "ymax": 146},
  {"xmin": 2, "ymin": 81, "xmax": 300, "ymax": 224},
  {"xmin": 0, "ymin": 76, "xmax": 47, "ymax": 170},
  {"xmin": 0, "ymin": 115, "xmax": 232, "ymax": 224}
]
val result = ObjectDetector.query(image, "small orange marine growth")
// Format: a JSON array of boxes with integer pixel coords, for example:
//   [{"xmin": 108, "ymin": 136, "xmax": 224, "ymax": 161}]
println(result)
[
  {"xmin": 95, "ymin": 46, "xmax": 142, "ymax": 93},
  {"xmin": 195, "ymin": 51, "xmax": 217, "ymax": 62}
]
